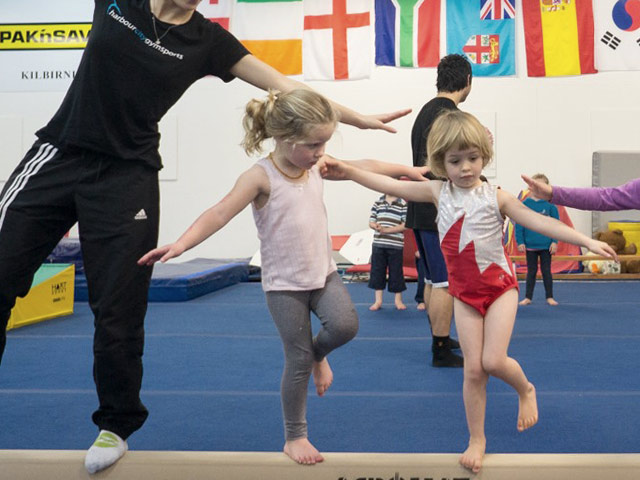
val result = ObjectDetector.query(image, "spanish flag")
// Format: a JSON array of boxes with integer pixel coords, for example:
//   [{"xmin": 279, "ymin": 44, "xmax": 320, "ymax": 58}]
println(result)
[{"xmin": 522, "ymin": 0, "xmax": 597, "ymax": 77}]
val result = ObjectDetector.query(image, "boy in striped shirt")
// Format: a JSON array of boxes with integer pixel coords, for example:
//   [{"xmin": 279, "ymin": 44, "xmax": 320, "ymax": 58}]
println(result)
[{"xmin": 368, "ymin": 194, "xmax": 408, "ymax": 310}]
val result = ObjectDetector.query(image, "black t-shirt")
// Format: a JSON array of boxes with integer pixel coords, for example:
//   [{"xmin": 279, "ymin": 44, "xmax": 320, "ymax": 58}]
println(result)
[
  {"xmin": 37, "ymin": 0, "xmax": 250, "ymax": 169},
  {"xmin": 405, "ymin": 97, "xmax": 457, "ymax": 231}
]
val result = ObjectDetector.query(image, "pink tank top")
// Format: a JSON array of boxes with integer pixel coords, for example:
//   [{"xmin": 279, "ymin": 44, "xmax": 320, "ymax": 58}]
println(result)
[{"xmin": 252, "ymin": 157, "xmax": 336, "ymax": 291}]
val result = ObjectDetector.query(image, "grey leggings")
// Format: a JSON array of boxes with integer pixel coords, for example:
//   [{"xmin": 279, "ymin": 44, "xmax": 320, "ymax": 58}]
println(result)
[{"xmin": 265, "ymin": 272, "xmax": 359, "ymax": 440}]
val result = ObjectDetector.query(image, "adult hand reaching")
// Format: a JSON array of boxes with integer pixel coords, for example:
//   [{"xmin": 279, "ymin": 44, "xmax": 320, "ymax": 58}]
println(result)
[
  {"xmin": 521, "ymin": 174, "xmax": 553, "ymax": 201},
  {"xmin": 355, "ymin": 109, "xmax": 412, "ymax": 133}
]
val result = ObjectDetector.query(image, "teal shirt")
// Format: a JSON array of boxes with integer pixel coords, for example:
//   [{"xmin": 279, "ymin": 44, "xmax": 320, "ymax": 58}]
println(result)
[{"xmin": 515, "ymin": 198, "xmax": 559, "ymax": 250}]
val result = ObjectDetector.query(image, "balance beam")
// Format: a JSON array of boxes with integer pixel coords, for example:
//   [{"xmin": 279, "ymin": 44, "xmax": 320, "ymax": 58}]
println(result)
[
  {"xmin": 2, "ymin": 450, "xmax": 640, "ymax": 480},
  {"xmin": 509, "ymin": 254, "xmax": 640, "ymax": 262}
]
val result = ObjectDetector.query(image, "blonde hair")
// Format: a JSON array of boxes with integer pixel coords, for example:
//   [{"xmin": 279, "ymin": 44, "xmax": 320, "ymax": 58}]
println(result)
[
  {"xmin": 241, "ymin": 89, "xmax": 339, "ymax": 155},
  {"xmin": 532, "ymin": 173, "xmax": 550, "ymax": 184},
  {"xmin": 426, "ymin": 110, "xmax": 493, "ymax": 178}
]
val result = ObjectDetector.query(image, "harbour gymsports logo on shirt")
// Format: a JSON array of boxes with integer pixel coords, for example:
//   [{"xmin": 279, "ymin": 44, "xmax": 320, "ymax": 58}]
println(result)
[
  {"xmin": 0, "ymin": 23, "xmax": 92, "ymax": 50},
  {"xmin": 106, "ymin": 0, "xmax": 184, "ymax": 60}
]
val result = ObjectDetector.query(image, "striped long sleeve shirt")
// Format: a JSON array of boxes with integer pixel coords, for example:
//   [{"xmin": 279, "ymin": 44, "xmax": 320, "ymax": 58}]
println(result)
[{"xmin": 370, "ymin": 195, "xmax": 407, "ymax": 250}]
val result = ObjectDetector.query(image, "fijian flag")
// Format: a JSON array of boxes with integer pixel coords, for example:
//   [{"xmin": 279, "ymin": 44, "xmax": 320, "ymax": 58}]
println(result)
[
  {"xmin": 447, "ymin": 0, "xmax": 515, "ymax": 76},
  {"xmin": 480, "ymin": 0, "xmax": 516, "ymax": 21},
  {"xmin": 463, "ymin": 34, "xmax": 500, "ymax": 64}
]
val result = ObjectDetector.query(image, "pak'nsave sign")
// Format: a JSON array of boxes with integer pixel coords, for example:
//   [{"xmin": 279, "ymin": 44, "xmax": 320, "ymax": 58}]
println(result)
[
  {"xmin": 0, "ymin": 0, "xmax": 94, "ymax": 92},
  {"xmin": 0, "ymin": 23, "xmax": 92, "ymax": 50}
]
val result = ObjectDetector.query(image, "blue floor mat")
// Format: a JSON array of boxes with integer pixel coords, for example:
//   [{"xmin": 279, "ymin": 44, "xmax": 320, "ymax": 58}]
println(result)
[
  {"xmin": 3, "ymin": 280, "xmax": 640, "ymax": 454},
  {"xmin": 74, "ymin": 258, "xmax": 255, "ymax": 302}
]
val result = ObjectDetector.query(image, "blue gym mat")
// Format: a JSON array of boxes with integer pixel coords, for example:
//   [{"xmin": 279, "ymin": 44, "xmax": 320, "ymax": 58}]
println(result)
[
  {"xmin": 2, "ymin": 280, "xmax": 640, "ymax": 454},
  {"xmin": 46, "ymin": 239, "xmax": 256, "ymax": 301}
]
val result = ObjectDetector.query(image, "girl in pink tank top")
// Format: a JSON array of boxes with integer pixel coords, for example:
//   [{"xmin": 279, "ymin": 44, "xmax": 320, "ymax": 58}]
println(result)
[{"xmin": 138, "ymin": 89, "xmax": 427, "ymax": 465}]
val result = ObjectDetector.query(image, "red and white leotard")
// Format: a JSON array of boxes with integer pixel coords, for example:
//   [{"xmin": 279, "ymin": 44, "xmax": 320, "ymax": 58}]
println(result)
[{"xmin": 437, "ymin": 181, "xmax": 518, "ymax": 316}]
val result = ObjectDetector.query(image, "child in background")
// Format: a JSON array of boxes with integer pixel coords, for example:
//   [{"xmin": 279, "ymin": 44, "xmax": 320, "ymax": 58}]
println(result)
[
  {"xmin": 368, "ymin": 194, "xmax": 408, "ymax": 310},
  {"xmin": 323, "ymin": 109, "xmax": 617, "ymax": 473},
  {"xmin": 516, "ymin": 174, "xmax": 559, "ymax": 306},
  {"xmin": 138, "ymin": 89, "xmax": 426, "ymax": 466}
]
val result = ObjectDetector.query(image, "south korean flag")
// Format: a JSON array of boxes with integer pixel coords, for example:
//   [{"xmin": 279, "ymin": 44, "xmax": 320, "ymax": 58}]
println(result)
[{"xmin": 595, "ymin": 0, "xmax": 640, "ymax": 71}]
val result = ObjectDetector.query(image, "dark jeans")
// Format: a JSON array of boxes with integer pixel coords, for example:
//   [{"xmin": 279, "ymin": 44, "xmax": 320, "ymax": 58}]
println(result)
[
  {"xmin": 524, "ymin": 249, "xmax": 553, "ymax": 300},
  {"xmin": 368, "ymin": 246, "xmax": 406, "ymax": 293}
]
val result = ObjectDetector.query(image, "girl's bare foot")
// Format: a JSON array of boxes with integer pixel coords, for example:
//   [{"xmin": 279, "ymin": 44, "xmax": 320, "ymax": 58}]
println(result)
[
  {"xmin": 283, "ymin": 438, "xmax": 324, "ymax": 465},
  {"xmin": 517, "ymin": 383, "xmax": 539, "ymax": 431},
  {"xmin": 312, "ymin": 358, "xmax": 333, "ymax": 396},
  {"xmin": 369, "ymin": 302, "xmax": 382, "ymax": 311},
  {"xmin": 519, "ymin": 298, "xmax": 531, "ymax": 306},
  {"xmin": 395, "ymin": 301, "xmax": 407, "ymax": 310},
  {"xmin": 546, "ymin": 298, "xmax": 558, "ymax": 306},
  {"xmin": 459, "ymin": 437, "xmax": 486, "ymax": 474}
]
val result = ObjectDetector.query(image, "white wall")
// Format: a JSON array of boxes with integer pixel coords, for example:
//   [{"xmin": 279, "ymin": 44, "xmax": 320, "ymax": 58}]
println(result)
[{"xmin": 2, "ymin": 26, "xmax": 640, "ymax": 261}]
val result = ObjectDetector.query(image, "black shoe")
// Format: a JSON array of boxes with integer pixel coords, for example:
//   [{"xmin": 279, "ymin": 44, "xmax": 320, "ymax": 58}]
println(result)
[
  {"xmin": 432, "ymin": 348, "xmax": 464, "ymax": 368},
  {"xmin": 431, "ymin": 337, "xmax": 461, "ymax": 352}
]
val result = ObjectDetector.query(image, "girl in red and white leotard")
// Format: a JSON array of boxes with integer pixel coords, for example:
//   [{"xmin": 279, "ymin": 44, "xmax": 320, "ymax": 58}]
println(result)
[{"xmin": 324, "ymin": 109, "xmax": 617, "ymax": 474}]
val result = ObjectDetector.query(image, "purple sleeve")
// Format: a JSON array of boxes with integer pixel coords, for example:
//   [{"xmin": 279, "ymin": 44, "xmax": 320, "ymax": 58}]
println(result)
[{"xmin": 551, "ymin": 178, "xmax": 640, "ymax": 211}]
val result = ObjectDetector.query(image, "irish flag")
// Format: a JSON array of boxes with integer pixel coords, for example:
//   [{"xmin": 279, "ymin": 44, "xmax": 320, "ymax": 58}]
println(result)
[
  {"xmin": 522, "ymin": 0, "xmax": 597, "ymax": 76},
  {"xmin": 375, "ymin": 0, "xmax": 440, "ymax": 68},
  {"xmin": 232, "ymin": 0, "xmax": 303, "ymax": 76}
]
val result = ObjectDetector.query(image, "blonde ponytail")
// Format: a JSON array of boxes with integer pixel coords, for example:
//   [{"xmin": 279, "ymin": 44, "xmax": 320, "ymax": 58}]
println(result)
[{"xmin": 241, "ymin": 89, "xmax": 338, "ymax": 156}]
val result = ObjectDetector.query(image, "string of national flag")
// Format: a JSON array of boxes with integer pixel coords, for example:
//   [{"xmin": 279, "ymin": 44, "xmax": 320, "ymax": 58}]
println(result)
[
  {"xmin": 5, "ymin": 1, "xmax": 637, "ymax": 79},
  {"xmin": 193, "ymin": 0, "xmax": 640, "ymax": 79}
]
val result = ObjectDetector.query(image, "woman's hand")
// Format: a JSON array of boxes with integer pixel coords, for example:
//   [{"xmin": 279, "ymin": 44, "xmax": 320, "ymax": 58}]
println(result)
[
  {"xmin": 403, "ymin": 165, "xmax": 430, "ymax": 181},
  {"xmin": 354, "ymin": 109, "xmax": 412, "ymax": 133}
]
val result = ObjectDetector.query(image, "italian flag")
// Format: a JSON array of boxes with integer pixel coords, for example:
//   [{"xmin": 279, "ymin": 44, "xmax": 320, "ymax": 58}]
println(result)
[{"xmin": 232, "ymin": 0, "xmax": 303, "ymax": 76}]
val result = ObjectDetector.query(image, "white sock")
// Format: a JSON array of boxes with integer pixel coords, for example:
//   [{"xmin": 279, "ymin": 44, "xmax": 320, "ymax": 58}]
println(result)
[{"xmin": 84, "ymin": 430, "xmax": 128, "ymax": 474}]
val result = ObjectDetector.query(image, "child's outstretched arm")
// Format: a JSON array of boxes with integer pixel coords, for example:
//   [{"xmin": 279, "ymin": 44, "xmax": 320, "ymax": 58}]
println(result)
[
  {"xmin": 346, "ymin": 158, "xmax": 429, "ymax": 181},
  {"xmin": 499, "ymin": 189, "xmax": 618, "ymax": 260},
  {"xmin": 138, "ymin": 166, "xmax": 268, "ymax": 266},
  {"xmin": 319, "ymin": 155, "xmax": 428, "ymax": 181},
  {"xmin": 323, "ymin": 157, "xmax": 439, "ymax": 204}
]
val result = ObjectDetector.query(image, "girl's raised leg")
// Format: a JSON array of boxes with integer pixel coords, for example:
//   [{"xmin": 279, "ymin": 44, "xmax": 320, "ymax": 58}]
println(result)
[{"xmin": 483, "ymin": 289, "xmax": 538, "ymax": 432}]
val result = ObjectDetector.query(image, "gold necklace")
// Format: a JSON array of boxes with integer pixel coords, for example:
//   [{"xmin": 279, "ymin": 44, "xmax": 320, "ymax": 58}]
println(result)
[
  {"xmin": 269, "ymin": 153, "xmax": 306, "ymax": 180},
  {"xmin": 151, "ymin": 15, "xmax": 177, "ymax": 45}
]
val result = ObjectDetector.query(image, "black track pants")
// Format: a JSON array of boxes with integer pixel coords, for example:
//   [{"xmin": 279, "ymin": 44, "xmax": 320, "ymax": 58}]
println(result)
[{"xmin": 0, "ymin": 140, "xmax": 159, "ymax": 439}]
